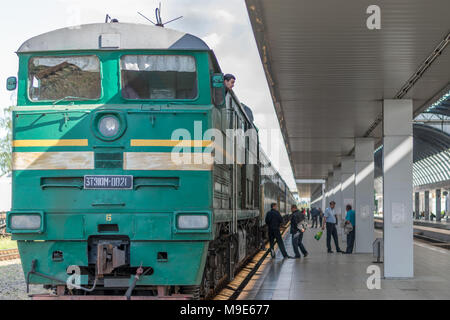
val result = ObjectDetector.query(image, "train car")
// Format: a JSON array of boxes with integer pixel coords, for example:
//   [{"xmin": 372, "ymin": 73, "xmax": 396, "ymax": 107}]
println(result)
[{"xmin": 6, "ymin": 21, "xmax": 296, "ymax": 299}]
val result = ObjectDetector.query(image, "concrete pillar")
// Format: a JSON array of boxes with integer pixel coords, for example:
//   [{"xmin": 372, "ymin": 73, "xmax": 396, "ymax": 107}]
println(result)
[
  {"xmin": 383, "ymin": 99, "xmax": 413, "ymax": 278},
  {"xmin": 341, "ymin": 158, "xmax": 355, "ymax": 247},
  {"xmin": 333, "ymin": 167, "xmax": 343, "ymax": 217},
  {"xmin": 436, "ymin": 189, "xmax": 441, "ymax": 222},
  {"xmin": 446, "ymin": 191, "xmax": 449, "ymax": 219},
  {"xmin": 414, "ymin": 192, "xmax": 420, "ymax": 220},
  {"xmin": 424, "ymin": 190, "xmax": 430, "ymax": 221},
  {"xmin": 327, "ymin": 172, "xmax": 334, "ymax": 206},
  {"xmin": 321, "ymin": 183, "xmax": 326, "ymax": 214},
  {"xmin": 327, "ymin": 180, "xmax": 330, "ymax": 205},
  {"xmin": 341, "ymin": 157, "xmax": 355, "ymax": 211},
  {"xmin": 333, "ymin": 167, "xmax": 343, "ymax": 237},
  {"xmin": 354, "ymin": 138, "xmax": 374, "ymax": 253}
]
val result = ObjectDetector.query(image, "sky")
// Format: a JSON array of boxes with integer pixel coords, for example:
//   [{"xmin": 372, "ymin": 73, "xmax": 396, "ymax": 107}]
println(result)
[{"xmin": 0, "ymin": 0, "xmax": 297, "ymax": 191}]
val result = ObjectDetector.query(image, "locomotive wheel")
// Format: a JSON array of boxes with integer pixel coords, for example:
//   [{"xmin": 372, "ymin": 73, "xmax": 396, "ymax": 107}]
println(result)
[
  {"xmin": 199, "ymin": 265, "xmax": 213, "ymax": 299},
  {"xmin": 201, "ymin": 276, "xmax": 212, "ymax": 299}
]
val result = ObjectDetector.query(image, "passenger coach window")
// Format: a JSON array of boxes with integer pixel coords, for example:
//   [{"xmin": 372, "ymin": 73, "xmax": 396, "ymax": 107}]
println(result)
[
  {"xmin": 28, "ymin": 56, "xmax": 101, "ymax": 101},
  {"xmin": 121, "ymin": 55, "xmax": 197, "ymax": 100}
]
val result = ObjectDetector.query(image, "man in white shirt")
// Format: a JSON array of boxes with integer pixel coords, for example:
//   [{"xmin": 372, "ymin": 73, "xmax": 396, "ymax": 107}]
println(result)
[{"xmin": 322, "ymin": 201, "xmax": 342, "ymax": 253}]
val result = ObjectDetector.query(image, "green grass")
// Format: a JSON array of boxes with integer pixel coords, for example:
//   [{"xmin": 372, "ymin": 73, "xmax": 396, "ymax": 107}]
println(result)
[{"xmin": 0, "ymin": 236, "xmax": 17, "ymax": 250}]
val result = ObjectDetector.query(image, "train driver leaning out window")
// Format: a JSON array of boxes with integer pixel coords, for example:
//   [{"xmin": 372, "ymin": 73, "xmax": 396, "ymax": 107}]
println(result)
[{"xmin": 224, "ymin": 73, "xmax": 236, "ymax": 92}]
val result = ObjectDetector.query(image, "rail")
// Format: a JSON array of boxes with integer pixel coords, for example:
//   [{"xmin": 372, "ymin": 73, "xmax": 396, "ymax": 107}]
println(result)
[{"xmin": 0, "ymin": 249, "xmax": 19, "ymax": 261}]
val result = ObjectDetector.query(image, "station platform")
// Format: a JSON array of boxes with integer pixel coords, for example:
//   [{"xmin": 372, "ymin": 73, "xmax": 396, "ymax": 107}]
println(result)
[{"xmin": 238, "ymin": 228, "xmax": 450, "ymax": 300}]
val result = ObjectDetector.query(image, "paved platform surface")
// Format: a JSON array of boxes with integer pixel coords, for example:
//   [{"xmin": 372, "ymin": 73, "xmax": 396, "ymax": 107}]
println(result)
[{"xmin": 239, "ymin": 227, "xmax": 450, "ymax": 300}]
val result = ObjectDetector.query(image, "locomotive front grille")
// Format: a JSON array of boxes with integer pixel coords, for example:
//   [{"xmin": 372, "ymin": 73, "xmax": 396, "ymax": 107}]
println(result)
[{"xmin": 94, "ymin": 152, "xmax": 123, "ymax": 169}]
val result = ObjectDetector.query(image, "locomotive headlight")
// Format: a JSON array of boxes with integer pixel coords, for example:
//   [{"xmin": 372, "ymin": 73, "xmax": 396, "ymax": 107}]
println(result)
[
  {"xmin": 91, "ymin": 111, "xmax": 127, "ymax": 141},
  {"xmin": 177, "ymin": 214, "xmax": 209, "ymax": 230},
  {"xmin": 7, "ymin": 211, "xmax": 44, "ymax": 233},
  {"xmin": 98, "ymin": 115, "xmax": 120, "ymax": 138},
  {"xmin": 10, "ymin": 214, "xmax": 41, "ymax": 230}
]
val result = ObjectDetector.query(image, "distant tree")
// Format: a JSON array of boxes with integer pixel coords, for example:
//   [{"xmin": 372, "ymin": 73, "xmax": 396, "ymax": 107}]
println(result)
[{"xmin": 0, "ymin": 106, "xmax": 12, "ymax": 175}]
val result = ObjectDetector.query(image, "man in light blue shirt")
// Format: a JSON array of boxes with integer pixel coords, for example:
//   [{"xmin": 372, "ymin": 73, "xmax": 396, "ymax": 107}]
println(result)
[
  {"xmin": 324, "ymin": 206, "xmax": 336, "ymax": 224},
  {"xmin": 322, "ymin": 201, "xmax": 342, "ymax": 253}
]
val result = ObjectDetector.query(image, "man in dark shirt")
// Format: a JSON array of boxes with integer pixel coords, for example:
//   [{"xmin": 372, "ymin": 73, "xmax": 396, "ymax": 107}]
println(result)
[
  {"xmin": 290, "ymin": 205, "xmax": 308, "ymax": 259},
  {"xmin": 311, "ymin": 207, "xmax": 320, "ymax": 228},
  {"xmin": 265, "ymin": 203, "xmax": 291, "ymax": 259}
]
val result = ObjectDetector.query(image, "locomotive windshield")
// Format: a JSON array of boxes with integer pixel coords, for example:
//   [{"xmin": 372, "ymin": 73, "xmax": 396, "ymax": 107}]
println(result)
[
  {"xmin": 28, "ymin": 56, "xmax": 101, "ymax": 101},
  {"xmin": 121, "ymin": 55, "xmax": 197, "ymax": 100}
]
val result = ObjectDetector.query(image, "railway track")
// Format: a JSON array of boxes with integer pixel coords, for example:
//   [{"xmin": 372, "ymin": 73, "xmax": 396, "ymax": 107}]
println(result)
[
  {"xmin": 0, "ymin": 249, "xmax": 20, "ymax": 261},
  {"xmin": 413, "ymin": 233, "xmax": 450, "ymax": 250},
  {"xmin": 214, "ymin": 221, "xmax": 291, "ymax": 300},
  {"xmin": 374, "ymin": 219, "xmax": 450, "ymax": 250}
]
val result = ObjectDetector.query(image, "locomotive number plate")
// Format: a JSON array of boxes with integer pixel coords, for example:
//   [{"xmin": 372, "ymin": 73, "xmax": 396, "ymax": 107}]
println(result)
[{"xmin": 84, "ymin": 175, "xmax": 133, "ymax": 190}]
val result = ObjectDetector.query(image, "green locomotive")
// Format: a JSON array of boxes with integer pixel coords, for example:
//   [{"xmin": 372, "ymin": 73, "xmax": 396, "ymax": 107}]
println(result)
[{"xmin": 6, "ymin": 21, "xmax": 295, "ymax": 299}]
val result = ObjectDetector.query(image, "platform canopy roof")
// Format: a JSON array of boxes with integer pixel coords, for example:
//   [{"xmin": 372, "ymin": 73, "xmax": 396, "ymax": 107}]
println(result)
[{"xmin": 245, "ymin": 0, "xmax": 450, "ymax": 198}]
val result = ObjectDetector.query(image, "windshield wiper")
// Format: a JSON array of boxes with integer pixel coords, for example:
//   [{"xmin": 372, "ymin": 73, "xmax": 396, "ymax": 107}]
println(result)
[{"xmin": 52, "ymin": 96, "xmax": 92, "ymax": 105}]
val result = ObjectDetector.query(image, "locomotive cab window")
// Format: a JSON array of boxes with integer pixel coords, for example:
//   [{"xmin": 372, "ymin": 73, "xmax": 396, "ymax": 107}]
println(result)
[
  {"xmin": 28, "ymin": 56, "xmax": 101, "ymax": 101},
  {"xmin": 120, "ymin": 55, "xmax": 198, "ymax": 100}
]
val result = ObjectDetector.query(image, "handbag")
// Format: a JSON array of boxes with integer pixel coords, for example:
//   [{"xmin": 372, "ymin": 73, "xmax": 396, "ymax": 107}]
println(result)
[
  {"xmin": 297, "ymin": 222, "xmax": 307, "ymax": 233},
  {"xmin": 344, "ymin": 222, "xmax": 353, "ymax": 235}
]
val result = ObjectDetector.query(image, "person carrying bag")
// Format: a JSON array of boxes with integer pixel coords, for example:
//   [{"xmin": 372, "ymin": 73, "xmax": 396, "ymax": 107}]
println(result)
[
  {"xmin": 290, "ymin": 205, "xmax": 309, "ymax": 259},
  {"xmin": 343, "ymin": 204, "xmax": 356, "ymax": 254}
]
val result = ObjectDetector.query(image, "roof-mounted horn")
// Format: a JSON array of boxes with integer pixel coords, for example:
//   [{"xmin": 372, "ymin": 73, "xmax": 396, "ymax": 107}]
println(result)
[{"xmin": 138, "ymin": 2, "xmax": 182, "ymax": 28}]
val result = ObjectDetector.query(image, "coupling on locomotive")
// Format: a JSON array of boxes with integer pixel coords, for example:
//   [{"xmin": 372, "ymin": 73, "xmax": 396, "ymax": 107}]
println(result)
[{"xmin": 6, "ymin": 21, "xmax": 295, "ymax": 299}]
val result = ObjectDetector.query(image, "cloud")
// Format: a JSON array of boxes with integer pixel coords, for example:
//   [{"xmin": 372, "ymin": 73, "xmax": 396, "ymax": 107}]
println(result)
[
  {"xmin": 213, "ymin": 9, "xmax": 237, "ymax": 24},
  {"xmin": 202, "ymin": 33, "xmax": 222, "ymax": 49}
]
